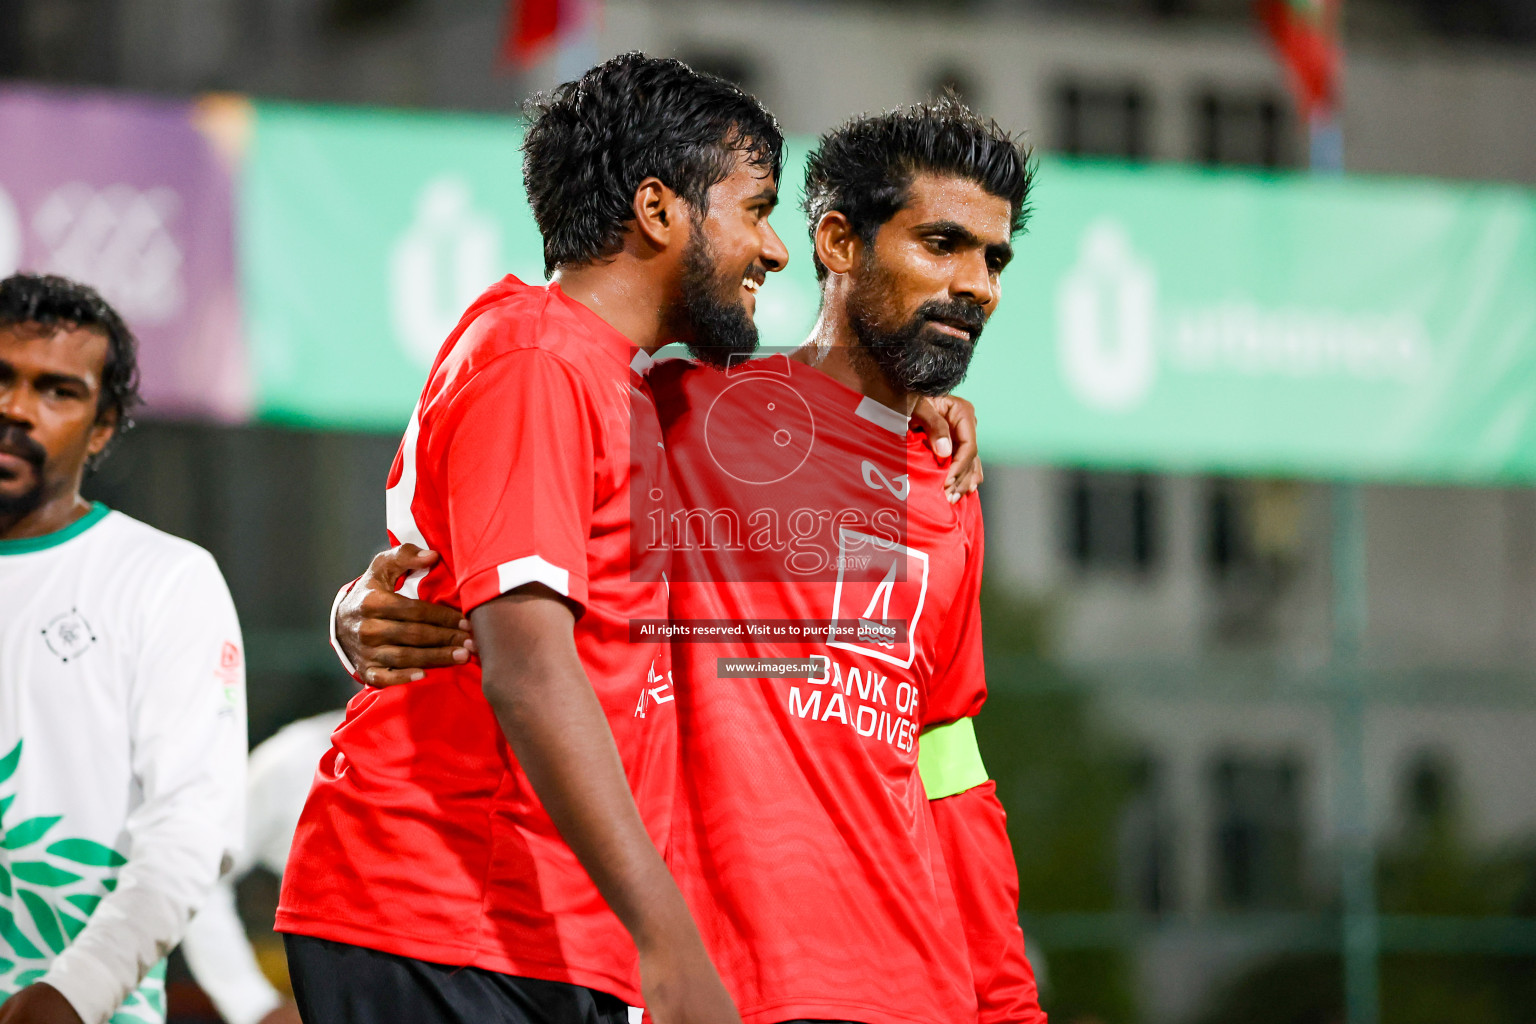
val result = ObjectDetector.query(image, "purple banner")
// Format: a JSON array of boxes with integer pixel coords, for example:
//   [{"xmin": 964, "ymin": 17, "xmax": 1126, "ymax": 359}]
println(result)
[{"xmin": 0, "ymin": 86, "xmax": 250, "ymax": 421}]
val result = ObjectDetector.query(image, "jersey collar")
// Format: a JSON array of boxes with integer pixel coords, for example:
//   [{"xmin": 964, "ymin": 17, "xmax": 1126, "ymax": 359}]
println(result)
[
  {"xmin": 0, "ymin": 501, "xmax": 110, "ymax": 556},
  {"xmin": 751, "ymin": 354, "xmax": 916, "ymax": 439}
]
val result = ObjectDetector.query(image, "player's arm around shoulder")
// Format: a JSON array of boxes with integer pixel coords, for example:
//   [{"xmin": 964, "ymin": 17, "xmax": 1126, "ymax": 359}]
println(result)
[{"xmin": 38, "ymin": 540, "xmax": 248, "ymax": 1024}]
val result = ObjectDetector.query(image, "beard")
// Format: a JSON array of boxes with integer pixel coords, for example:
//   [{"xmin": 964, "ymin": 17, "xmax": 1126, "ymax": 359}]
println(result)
[
  {"xmin": 846, "ymin": 257, "xmax": 987, "ymax": 397},
  {"xmin": 665, "ymin": 227, "xmax": 761, "ymax": 370},
  {"xmin": 0, "ymin": 423, "xmax": 46, "ymax": 519}
]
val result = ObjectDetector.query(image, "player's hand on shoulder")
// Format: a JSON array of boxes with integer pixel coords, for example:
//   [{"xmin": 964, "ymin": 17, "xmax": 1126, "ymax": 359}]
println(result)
[
  {"xmin": 337, "ymin": 544, "xmax": 475, "ymax": 687},
  {"xmin": 911, "ymin": 393, "xmax": 983, "ymax": 503},
  {"xmin": 0, "ymin": 983, "xmax": 85, "ymax": 1024}
]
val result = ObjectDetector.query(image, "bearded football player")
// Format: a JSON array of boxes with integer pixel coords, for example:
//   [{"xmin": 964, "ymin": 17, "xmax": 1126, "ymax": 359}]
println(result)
[
  {"xmin": 645, "ymin": 98, "xmax": 1045, "ymax": 1024},
  {"xmin": 277, "ymin": 53, "xmax": 792, "ymax": 1024}
]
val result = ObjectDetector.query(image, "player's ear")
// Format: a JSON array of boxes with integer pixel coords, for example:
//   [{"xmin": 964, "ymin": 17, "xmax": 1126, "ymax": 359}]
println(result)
[
  {"xmin": 632, "ymin": 177, "xmax": 682, "ymax": 251},
  {"xmin": 86, "ymin": 406, "xmax": 117, "ymax": 459},
  {"xmin": 814, "ymin": 211, "xmax": 859, "ymax": 277}
]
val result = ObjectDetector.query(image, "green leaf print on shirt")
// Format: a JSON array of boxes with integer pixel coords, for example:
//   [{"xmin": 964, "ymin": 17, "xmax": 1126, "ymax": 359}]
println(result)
[
  {"xmin": 45, "ymin": 839, "xmax": 127, "ymax": 868},
  {"xmin": 0, "ymin": 909, "xmax": 42, "ymax": 959},
  {"xmin": 57, "ymin": 908, "xmax": 87, "ymax": 942},
  {"xmin": 11, "ymin": 864, "xmax": 81, "ymax": 887},
  {"xmin": 0, "ymin": 818, "xmax": 60, "ymax": 851},
  {"xmin": 64, "ymin": 894, "xmax": 99, "ymax": 916},
  {"xmin": 0, "ymin": 741, "xmax": 170, "ymax": 1023},
  {"xmin": 17, "ymin": 892, "xmax": 64, "ymax": 955},
  {"xmin": 0, "ymin": 742, "xmax": 19, "ymax": 786}
]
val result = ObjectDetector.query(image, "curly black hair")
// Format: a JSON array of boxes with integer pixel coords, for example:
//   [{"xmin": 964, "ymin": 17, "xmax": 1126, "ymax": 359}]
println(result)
[
  {"xmin": 522, "ymin": 52, "xmax": 785, "ymax": 277},
  {"xmin": 0, "ymin": 273, "xmax": 141, "ymax": 466},
  {"xmin": 803, "ymin": 96, "xmax": 1034, "ymax": 281}
]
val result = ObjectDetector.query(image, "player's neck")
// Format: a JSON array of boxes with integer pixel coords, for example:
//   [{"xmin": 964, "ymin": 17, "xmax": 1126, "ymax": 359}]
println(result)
[
  {"xmin": 0, "ymin": 490, "xmax": 92, "ymax": 542},
  {"xmin": 551, "ymin": 262, "xmax": 672, "ymax": 355},
  {"xmin": 793, "ymin": 308, "xmax": 917, "ymax": 417}
]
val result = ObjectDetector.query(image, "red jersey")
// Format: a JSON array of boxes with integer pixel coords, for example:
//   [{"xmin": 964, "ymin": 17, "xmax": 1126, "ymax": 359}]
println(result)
[
  {"xmin": 648, "ymin": 355, "xmax": 985, "ymax": 1024},
  {"xmin": 277, "ymin": 276, "xmax": 674, "ymax": 1004}
]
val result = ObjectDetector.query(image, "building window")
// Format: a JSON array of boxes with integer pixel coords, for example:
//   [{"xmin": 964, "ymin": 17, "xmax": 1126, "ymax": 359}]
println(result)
[
  {"xmin": 1120, "ymin": 754, "xmax": 1176, "ymax": 914},
  {"xmin": 1211, "ymin": 754, "xmax": 1305, "ymax": 909},
  {"xmin": 1065, "ymin": 470, "xmax": 1158, "ymax": 573},
  {"xmin": 1205, "ymin": 478, "xmax": 1307, "ymax": 642},
  {"xmin": 1193, "ymin": 88, "xmax": 1294, "ymax": 169},
  {"xmin": 1207, "ymin": 477, "xmax": 1247, "ymax": 576},
  {"xmin": 1398, "ymin": 750, "xmax": 1456, "ymax": 844},
  {"xmin": 1054, "ymin": 79, "xmax": 1151, "ymax": 160}
]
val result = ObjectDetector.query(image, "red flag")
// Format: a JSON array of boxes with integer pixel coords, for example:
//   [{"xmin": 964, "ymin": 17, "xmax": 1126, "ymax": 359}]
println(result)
[
  {"xmin": 502, "ymin": 0, "xmax": 561, "ymax": 67},
  {"xmin": 1257, "ymin": 0, "xmax": 1342, "ymax": 117}
]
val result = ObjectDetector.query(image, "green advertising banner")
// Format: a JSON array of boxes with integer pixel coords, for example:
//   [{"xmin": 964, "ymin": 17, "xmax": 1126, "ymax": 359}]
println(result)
[
  {"xmin": 242, "ymin": 101, "xmax": 1536, "ymax": 483},
  {"xmin": 971, "ymin": 162, "xmax": 1536, "ymax": 484},
  {"xmin": 241, "ymin": 101, "xmax": 823, "ymax": 429},
  {"xmin": 243, "ymin": 103, "xmax": 539, "ymax": 427}
]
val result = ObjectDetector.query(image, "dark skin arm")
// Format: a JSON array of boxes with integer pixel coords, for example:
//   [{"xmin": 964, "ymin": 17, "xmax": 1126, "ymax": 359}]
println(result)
[
  {"xmin": 336, "ymin": 547, "xmax": 474, "ymax": 687},
  {"xmin": 470, "ymin": 587, "xmax": 738, "ymax": 1024},
  {"xmin": 0, "ymin": 983, "xmax": 85, "ymax": 1024}
]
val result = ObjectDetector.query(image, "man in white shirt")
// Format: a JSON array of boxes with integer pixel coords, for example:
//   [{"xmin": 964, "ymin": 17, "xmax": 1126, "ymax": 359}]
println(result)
[
  {"xmin": 0, "ymin": 273, "xmax": 247, "ymax": 1024},
  {"xmin": 181, "ymin": 711, "xmax": 343, "ymax": 1024}
]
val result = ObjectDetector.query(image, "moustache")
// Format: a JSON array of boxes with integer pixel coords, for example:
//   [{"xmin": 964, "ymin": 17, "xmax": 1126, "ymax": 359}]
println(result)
[
  {"xmin": 0, "ymin": 424, "xmax": 46, "ymax": 469},
  {"xmin": 915, "ymin": 299, "xmax": 987, "ymax": 341}
]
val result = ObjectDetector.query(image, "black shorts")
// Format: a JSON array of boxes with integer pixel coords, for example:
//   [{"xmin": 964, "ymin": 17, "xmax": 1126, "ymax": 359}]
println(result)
[{"xmin": 284, "ymin": 934, "xmax": 634, "ymax": 1024}]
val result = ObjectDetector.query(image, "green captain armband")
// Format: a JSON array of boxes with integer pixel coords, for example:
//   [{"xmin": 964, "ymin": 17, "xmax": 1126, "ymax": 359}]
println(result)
[{"xmin": 918, "ymin": 717, "xmax": 989, "ymax": 799}]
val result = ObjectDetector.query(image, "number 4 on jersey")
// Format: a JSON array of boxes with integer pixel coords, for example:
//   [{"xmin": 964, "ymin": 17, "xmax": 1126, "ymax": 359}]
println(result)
[{"xmin": 828, "ymin": 529, "xmax": 930, "ymax": 669}]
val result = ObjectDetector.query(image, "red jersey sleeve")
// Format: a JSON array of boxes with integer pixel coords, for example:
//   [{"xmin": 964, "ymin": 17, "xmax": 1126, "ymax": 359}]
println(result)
[
  {"xmin": 925, "ymin": 494, "xmax": 987, "ymax": 728},
  {"xmin": 931, "ymin": 784, "xmax": 1047, "ymax": 1024},
  {"xmin": 923, "ymin": 496, "xmax": 1047, "ymax": 1022},
  {"xmin": 429, "ymin": 349, "xmax": 598, "ymax": 614}
]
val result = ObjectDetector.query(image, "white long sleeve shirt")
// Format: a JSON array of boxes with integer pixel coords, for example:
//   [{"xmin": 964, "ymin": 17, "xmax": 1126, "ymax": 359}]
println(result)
[
  {"xmin": 180, "ymin": 710, "xmax": 343, "ymax": 1024},
  {"xmin": 0, "ymin": 504, "xmax": 247, "ymax": 1024}
]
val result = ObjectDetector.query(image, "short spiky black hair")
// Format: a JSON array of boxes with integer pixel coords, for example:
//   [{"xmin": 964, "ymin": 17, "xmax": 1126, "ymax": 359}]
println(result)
[
  {"xmin": 802, "ymin": 97, "xmax": 1034, "ymax": 280},
  {"xmin": 0, "ymin": 273, "xmax": 140, "ymax": 463},
  {"xmin": 522, "ymin": 52, "xmax": 785, "ymax": 277}
]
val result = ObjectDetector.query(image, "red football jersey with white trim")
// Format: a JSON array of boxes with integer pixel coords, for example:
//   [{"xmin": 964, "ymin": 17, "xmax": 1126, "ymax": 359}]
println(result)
[
  {"xmin": 277, "ymin": 277, "xmax": 674, "ymax": 1004},
  {"xmin": 649, "ymin": 355, "xmax": 984, "ymax": 1024}
]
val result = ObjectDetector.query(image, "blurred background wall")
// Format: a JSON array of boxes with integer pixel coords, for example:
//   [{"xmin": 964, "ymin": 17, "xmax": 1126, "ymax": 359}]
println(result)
[{"xmin": 4, "ymin": 0, "xmax": 1536, "ymax": 1022}]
